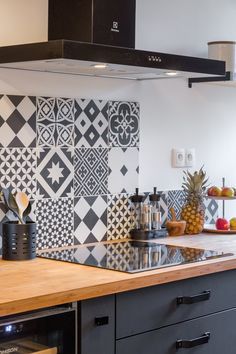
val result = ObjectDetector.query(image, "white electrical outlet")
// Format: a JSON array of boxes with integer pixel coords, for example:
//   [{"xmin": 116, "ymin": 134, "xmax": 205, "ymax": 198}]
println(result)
[
  {"xmin": 185, "ymin": 148, "xmax": 196, "ymax": 167},
  {"xmin": 172, "ymin": 148, "xmax": 185, "ymax": 168}
]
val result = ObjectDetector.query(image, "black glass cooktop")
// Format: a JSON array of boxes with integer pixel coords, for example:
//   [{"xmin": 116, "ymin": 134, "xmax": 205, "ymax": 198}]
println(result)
[{"xmin": 38, "ymin": 241, "xmax": 233, "ymax": 274}]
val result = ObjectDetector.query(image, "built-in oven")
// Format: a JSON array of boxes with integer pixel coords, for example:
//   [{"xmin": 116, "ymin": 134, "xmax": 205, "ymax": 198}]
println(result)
[{"xmin": 0, "ymin": 303, "xmax": 76, "ymax": 354}]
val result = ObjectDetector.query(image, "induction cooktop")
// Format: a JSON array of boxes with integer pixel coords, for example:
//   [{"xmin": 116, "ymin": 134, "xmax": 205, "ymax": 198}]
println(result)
[{"xmin": 38, "ymin": 241, "xmax": 233, "ymax": 273}]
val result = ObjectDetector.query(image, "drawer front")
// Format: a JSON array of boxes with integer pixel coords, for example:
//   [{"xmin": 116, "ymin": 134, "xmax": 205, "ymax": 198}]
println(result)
[
  {"xmin": 116, "ymin": 269, "xmax": 236, "ymax": 338},
  {"xmin": 116, "ymin": 308, "xmax": 236, "ymax": 354},
  {"xmin": 79, "ymin": 295, "xmax": 115, "ymax": 354}
]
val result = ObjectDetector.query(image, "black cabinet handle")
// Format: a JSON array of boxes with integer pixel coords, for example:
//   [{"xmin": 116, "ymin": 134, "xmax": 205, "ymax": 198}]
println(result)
[
  {"xmin": 177, "ymin": 290, "xmax": 211, "ymax": 305},
  {"xmin": 176, "ymin": 332, "xmax": 210, "ymax": 349},
  {"xmin": 95, "ymin": 316, "xmax": 109, "ymax": 326}
]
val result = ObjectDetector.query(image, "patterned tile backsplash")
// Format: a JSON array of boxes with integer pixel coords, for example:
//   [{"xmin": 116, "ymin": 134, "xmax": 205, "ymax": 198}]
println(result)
[{"xmin": 0, "ymin": 94, "xmax": 219, "ymax": 252}]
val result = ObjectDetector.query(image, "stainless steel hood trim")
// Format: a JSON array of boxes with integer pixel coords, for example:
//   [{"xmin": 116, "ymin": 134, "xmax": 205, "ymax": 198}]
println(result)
[{"xmin": 0, "ymin": 40, "xmax": 226, "ymax": 81}]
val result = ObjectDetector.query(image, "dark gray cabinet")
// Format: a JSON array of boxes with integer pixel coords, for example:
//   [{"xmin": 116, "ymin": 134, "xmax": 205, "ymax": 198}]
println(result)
[
  {"xmin": 116, "ymin": 269, "xmax": 236, "ymax": 338},
  {"xmin": 79, "ymin": 270, "xmax": 236, "ymax": 354},
  {"xmin": 78, "ymin": 295, "xmax": 115, "ymax": 354},
  {"xmin": 117, "ymin": 308, "xmax": 236, "ymax": 354}
]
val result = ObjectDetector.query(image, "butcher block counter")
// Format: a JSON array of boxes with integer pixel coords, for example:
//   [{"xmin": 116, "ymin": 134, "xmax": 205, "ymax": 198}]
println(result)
[{"xmin": 1, "ymin": 233, "xmax": 236, "ymax": 317}]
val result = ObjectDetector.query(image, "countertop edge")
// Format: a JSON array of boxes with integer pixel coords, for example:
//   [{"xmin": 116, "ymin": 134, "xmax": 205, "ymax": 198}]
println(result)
[{"xmin": 1, "ymin": 256, "xmax": 236, "ymax": 317}]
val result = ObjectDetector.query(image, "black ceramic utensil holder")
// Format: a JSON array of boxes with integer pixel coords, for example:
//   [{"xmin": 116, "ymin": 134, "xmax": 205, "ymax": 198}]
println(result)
[{"xmin": 2, "ymin": 221, "xmax": 36, "ymax": 261}]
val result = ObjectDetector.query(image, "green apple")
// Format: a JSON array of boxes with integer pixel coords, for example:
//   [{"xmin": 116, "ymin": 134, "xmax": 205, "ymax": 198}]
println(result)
[{"xmin": 230, "ymin": 217, "xmax": 236, "ymax": 230}]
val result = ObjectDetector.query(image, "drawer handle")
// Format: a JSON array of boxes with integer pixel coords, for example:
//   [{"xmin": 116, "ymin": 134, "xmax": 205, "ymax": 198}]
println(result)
[
  {"xmin": 95, "ymin": 316, "xmax": 109, "ymax": 326},
  {"xmin": 177, "ymin": 290, "xmax": 211, "ymax": 305},
  {"xmin": 176, "ymin": 332, "xmax": 210, "ymax": 349}
]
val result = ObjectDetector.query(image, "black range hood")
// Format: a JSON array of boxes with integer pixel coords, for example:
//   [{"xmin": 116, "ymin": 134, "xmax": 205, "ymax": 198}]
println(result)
[{"xmin": 0, "ymin": 0, "xmax": 226, "ymax": 81}]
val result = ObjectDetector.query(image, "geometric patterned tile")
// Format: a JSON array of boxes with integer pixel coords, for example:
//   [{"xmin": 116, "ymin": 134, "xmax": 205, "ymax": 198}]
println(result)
[
  {"xmin": 56, "ymin": 97, "xmax": 74, "ymax": 147},
  {"xmin": 0, "ymin": 95, "xmax": 36, "ymax": 147},
  {"xmin": 204, "ymin": 198, "xmax": 219, "ymax": 224},
  {"xmin": 36, "ymin": 198, "xmax": 74, "ymax": 250},
  {"xmin": 168, "ymin": 190, "xmax": 186, "ymax": 220},
  {"xmin": 36, "ymin": 147, "xmax": 74, "ymax": 199},
  {"xmin": 74, "ymin": 195, "xmax": 107, "ymax": 244},
  {"xmin": 107, "ymin": 194, "xmax": 132, "ymax": 240},
  {"xmin": 0, "ymin": 148, "xmax": 36, "ymax": 199},
  {"xmin": 36, "ymin": 97, "xmax": 74, "ymax": 147},
  {"xmin": 108, "ymin": 148, "xmax": 139, "ymax": 194},
  {"xmin": 74, "ymin": 148, "xmax": 108, "ymax": 197},
  {"xmin": 75, "ymin": 99, "xmax": 108, "ymax": 148},
  {"xmin": 108, "ymin": 101, "xmax": 140, "ymax": 147},
  {"xmin": 159, "ymin": 191, "xmax": 169, "ymax": 226},
  {"xmin": 36, "ymin": 97, "xmax": 56, "ymax": 147}
]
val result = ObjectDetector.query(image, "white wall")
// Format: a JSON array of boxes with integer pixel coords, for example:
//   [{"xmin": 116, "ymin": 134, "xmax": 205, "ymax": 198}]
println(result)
[
  {"xmin": 0, "ymin": 0, "xmax": 236, "ymax": 217},
  {"xmin": 0, "ymin": 0, "xmax": 48, "ymax": 46}
]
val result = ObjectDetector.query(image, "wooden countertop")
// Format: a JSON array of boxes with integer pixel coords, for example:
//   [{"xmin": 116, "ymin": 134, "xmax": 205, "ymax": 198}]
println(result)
[{"xmin": 1, "ymin": 234, "xmax": 236, "ymax": 317}]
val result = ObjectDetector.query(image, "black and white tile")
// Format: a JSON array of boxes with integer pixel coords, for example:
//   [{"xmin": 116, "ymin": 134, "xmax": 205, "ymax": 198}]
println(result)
[
  {"xmin": 75, "ymin": 99, "xmax": 108, "ymax": 148},
  {"xmin": 107, "ymin": 194, "xmax": 132, "ymax": 240},
  {"xmin": 159, "ymin": 192, "xmax": 169, "ymax": 226},
  {"xmin": 37, "ymin": 97, "xmax": 74, "ymax": 147},
  {"xmin": 108, "ymin": 101, "xmax": 140, "ymax": 147},
  {"xmin": 74, "ymin": 196, "xmax": 107, "ymax": 244},
  {"xmin": 0, "ymin": 148, "xmax": 36, "ymax": 199},
  {"xmin": 36, "ymin": 198, "xmax": 74, "ymax": 250},
  {"xmin": 56, "ymin": 97, "xmax": 74, "ymax": 147},
  {"xmin": 74, "ymin": 148, "xmax": 108, "ymax": 196},
  {"xmin": 0, "ymin": 95, "xmax": 36, "ymax": 147},
  {"xmin": 36, "ymin": 147, "xmax": 74, "ymax": 199},
  {"xmin": 168, "ymin": 190, "xmax": 186, "ymax": 220},
  {"xmin": 204, "ymin": 198, "xmax": 219, "ymax": 224},
  {"xmin": 108, "ymin": 148, "xmax": 139, "ymax": 194}
]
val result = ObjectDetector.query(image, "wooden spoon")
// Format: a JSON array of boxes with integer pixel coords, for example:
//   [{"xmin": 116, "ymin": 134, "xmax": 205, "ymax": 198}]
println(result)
[{"xmin": 15, "ymin": 192, "xmax": 29, "ymax": 224}]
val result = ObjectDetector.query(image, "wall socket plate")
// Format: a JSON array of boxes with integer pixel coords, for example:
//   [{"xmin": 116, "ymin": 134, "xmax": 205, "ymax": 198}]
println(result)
[
  {"xmin": 185, "ymin": 148, "xmax": 195, "ymax": 167},
  {"xmin": 171, "ymin": 148, "xmax": 185, "ymax": 168},
  {"xmin": 171, "ymin": 148, "xmax": 196, "ymax": 168}
]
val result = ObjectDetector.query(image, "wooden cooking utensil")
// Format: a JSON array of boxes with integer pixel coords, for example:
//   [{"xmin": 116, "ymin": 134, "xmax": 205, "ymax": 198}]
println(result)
[
  {"xmin": 166, "ymin": 207, "xmax": 186, "ymax": 236},
  {"xmin": 15, "ymin": 192, "xmax": 29, "ymax": 224}
]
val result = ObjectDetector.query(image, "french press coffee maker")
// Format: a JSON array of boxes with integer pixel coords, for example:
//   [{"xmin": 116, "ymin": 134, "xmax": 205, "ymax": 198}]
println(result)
[{"xmin": 130, "ymin": 187, "xmax": 167, "ymax": 240}]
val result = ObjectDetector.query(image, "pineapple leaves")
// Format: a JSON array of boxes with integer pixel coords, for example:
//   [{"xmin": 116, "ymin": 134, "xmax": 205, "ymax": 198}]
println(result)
[{"xmin": 181, "ymin": 166, "xmax": 209, "ymax": 202}]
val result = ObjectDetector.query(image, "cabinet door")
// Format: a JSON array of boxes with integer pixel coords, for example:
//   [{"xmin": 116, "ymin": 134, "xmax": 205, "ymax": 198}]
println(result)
[
  {"xmin": 79, "ymin": 295, "xmax": 115, "ymax": 354},
  {"xmin": 116, "ymin": 269, "xmax": 236, "ymax": 338},
  {"xmin": 116, "ymin": 308, "xmax": 236, "ymax": 354}
]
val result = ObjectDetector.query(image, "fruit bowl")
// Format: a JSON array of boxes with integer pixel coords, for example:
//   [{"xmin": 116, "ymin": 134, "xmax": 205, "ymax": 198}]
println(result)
[
  {"xmin": 205, "ymin": 195, "xmax": 236, "ymax": 201},
  {"xmin": 203, "ymin": 224, "xmax": 236, "ymax": 234}
]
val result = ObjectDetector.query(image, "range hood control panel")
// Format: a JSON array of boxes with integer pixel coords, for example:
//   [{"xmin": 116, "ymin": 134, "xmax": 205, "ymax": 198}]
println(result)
[{"xmin": 148, "ymin": 55, "xmax": 162, "ymax": 63}]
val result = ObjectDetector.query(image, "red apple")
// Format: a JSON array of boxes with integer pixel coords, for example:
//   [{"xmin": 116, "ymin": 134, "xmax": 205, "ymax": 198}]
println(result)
[
  {"xmin": 207, "ymin": 186, "xmax": 222, "ymax": 197},
  {"xmin": 221, "ymin": 187, "xmax": 234, "ymax": 198},
  {"xmin": 216, "ymin": 218, "xmax": 230, "ymax": 231}
]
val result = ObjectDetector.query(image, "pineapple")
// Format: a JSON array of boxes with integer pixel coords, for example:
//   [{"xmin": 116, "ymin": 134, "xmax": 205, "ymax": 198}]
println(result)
[{"xmin": 181, "ymin": 167, "xmax": 208, "ymax": 234}]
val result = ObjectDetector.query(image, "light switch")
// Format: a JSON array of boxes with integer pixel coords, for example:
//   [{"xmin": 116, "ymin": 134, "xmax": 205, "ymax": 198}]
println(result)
[{"xmin": 171, "ymin": 148, "xmax": 185, "ymax": 168}]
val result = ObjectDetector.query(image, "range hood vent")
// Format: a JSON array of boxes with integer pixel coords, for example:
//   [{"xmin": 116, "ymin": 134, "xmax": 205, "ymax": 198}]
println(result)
[{"xmin": 0, "ymin": 0, "xmax": 226, "ymax": 81}]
